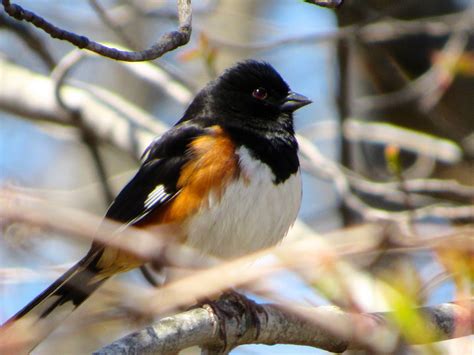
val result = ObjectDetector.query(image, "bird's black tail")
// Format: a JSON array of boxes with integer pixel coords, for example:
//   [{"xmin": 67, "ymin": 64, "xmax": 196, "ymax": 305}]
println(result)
[{"xmin": 2, "ymin": 254, "xmax": 108, "ymax": 353}]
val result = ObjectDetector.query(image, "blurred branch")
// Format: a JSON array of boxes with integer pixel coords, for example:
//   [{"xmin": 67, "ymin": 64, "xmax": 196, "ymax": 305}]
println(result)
[
  {"xmin": 95, "ymin": 296, "xmax": 473, "ymax": 354},
  {"xmin": 298, "ymin": 135, "xmax": 474, "ymax": 223},
  {"xmin": 2, "ymin": 58, "xmax": 471, "ymax": 224},
  {"xmin": 358, "ymin": 11, "xmax": 473, "ymax": 45},
  {"xmin": 1, "ymin": 0, "xmax": 192, "ymax": 61},
  {"xmin": 300, "ymin": 122, "xmax": 473, "ymax": 203},
  {"xmin": 0, "ymin": 50, "xmax": 190, "ymax": 243},
  {"xmin": 0, "ymin": 57, "xmax": 163, "ymax": 158},
  {"xmin": 1, "ymin": 187, "xmax": 472, "ymax": 352},
  {"xmin": 1, "ymin": 57, "xmax": 471, "ymax": 227},
  {"xmin": 0, "ymin": 264, "xmax": 72, "ymax": 285},
  {"xmin": 343, "ymin": 119, "xmax": 462, "ymax": 164},
  {"xmin": 208, "ymin": 11, "xmax": 472, "ymax": 51},
  {"xmin": 88, "ymin": 0, "xmax": 136, "ymax": 49},
  {"xmin": 55, "ymin": 47, "xmax": 193, "ymax": 105},
  {"xmin": 110, "ymin": 49, "xmax": 194, "ymax": 104},
  {"xmin": 87, "ymin": 0, "xmax": 198, "ymax": 94},
  {"xmin": 346, "ymin": 174, "xmax": 474, "ymax": 205},
  {"xmin": 355, "ymin": 8, "xmax": 473, "ymax": 113},
  {"xmin": 0, "ymin": 11, "xmax": 55, "ymax": 69},
  {"xmin": 61, "ymin": 6, "xmax": 185, "ymax": 283},
  {"xmin": 0, "ymin": 188, "xmax": 215, "ymax": 271},
  {"xmin": 127, "ymin": 0, "xmax": 218, "ymax": 20},
  {"xmin": 1, "ymin": 187, "xmax": 472, "ymax": 297},
  {"xmin": 52, "ymin": 50, "xmax": 115, "ymax": 205}
]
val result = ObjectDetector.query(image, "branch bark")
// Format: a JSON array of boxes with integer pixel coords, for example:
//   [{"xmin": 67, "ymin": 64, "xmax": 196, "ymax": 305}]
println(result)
[
  {"xmin": 95, "ymin": 296, "xmax": 473, "ymax": 354},
  {"xmin": 1, "ymin": 0, "xmax": 192, "ymax": 61}
]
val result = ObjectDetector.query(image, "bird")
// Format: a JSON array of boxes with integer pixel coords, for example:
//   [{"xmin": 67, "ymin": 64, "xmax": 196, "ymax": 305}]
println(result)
[{"xmin": 2, "ymin": 60, "xmax": 311, "ymax": 350}]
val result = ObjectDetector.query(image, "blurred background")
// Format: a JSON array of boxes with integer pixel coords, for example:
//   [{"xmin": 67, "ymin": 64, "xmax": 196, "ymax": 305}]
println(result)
[{"xmin": 1, "ymin": 0, "xmax": 473, "ymax": 353}]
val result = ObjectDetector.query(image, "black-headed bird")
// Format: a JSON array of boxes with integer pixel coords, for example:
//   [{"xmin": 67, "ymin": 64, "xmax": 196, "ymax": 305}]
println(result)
[{"xmin": 3, "ymin": 60, "xmax": 311, "ymax": 351}]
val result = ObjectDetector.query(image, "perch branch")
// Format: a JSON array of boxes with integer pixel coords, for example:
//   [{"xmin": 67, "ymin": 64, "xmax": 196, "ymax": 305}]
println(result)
[{"xmin": 95, "ymin": 296, "xmax": 473, "ymax": 354}]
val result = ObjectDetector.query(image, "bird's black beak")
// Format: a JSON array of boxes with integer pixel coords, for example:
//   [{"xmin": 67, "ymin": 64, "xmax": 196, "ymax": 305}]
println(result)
[{"xmin": 280, "ymin": 91, "xmax": 312, "ymax": 112}]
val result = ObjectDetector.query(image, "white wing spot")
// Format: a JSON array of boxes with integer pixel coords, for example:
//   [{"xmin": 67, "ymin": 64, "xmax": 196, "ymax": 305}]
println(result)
[{"xmin": 144, "ymin": 185, "xmax": 169, "ymax": 209}]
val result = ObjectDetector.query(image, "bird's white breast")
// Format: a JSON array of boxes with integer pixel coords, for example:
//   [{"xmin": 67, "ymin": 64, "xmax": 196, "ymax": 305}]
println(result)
[{"xmin": 185, "ymin": 146, "xmax": 301, "ymax": 258}]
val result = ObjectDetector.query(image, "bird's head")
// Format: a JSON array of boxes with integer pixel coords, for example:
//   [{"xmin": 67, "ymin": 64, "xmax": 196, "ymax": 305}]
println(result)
[{"xmin": 181, "ymin": 60, "xmax": 311, "ymax": 127}]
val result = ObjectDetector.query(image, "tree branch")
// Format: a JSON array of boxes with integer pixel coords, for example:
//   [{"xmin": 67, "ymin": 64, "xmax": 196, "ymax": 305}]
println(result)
[
  {"xmin": 88, "ymin": 0, "xmax": 136, "ymax": 50},
  {"xmin": 208, "ymin": 12, "xmax": 472, "ymax": 51},
  {"xmin": 95, "ymin": 296, "xmax": 473, "ymax": 354},
  {"xmin": 0, "ymin": 57, "xmax": 163, "ymax": 158},
  {"xmin": 0, "ymin": 11, "xmax": 55, "ymax": 69},
  {"xmin": 354, "ymin": 7, "xmax": 473, "ymax": 114},
  {"xmin": 1, "ymin": 0, "xmax": 192, "ymax": 61},
  {"xmin": 343, "ymin": 119, "xmax": 462, "ymax": 164}
]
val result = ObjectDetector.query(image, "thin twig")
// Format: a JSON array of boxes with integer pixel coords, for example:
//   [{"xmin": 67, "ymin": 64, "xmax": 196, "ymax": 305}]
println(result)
[
  {"xmin": 51, "ymin": 51, "xmax": 115, "ymax": 204},
  {"xmin": 208, "ymin": 11, "xmax": 471, "ymax": 51},
  {"xmin": 88, "ymin": 0, "xmax": 199, "ymax": 91},
  {"xmin": 0, "ymin": 11, "xmax": 55, "ymax": 69},
  {"xmin": 346, "ymin": 173, "xmax": 474, "ymax": 203},
  {"xmin": 130, "ymin": 0, "xmax": 218, "ymax": 20},
  {"xmin": 343, "ymin": 119, "xmax": 462, "ymax": 164},
  {"xmin": 0, "ymin": 188, "xmax": 216, "ymax": 271},
  {"xmin": 297, "ymin": 135, "xmax": 474, "ymax": 224},
  {"xmin": 354, "ymin": 8, "xmax": 473, "ymax": 113},
  {"xmin": 88, "ymin": 0, "xmax": 136, "ymax": 49},
  {"xmin": 0, "ymin": 57, "xmax": 165, "ymax": 158},
  {"xmin": 2, "ymin": 0, "xmax": 192, "ymax": 61}
]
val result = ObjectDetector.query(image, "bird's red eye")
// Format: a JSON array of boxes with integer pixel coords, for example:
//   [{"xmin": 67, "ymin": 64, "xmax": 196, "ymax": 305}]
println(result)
[{"xmin": 252, "ymin": 87, "xmax": 268, "ymax": 100}]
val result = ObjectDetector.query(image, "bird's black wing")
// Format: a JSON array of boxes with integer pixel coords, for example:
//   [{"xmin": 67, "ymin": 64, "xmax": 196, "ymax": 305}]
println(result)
[
  {"xmin": 105, "ymin": 122, "xmax": 209, "ymax": 225},
  {"xmin": 4, "ymin": 124, "xmax": 208, "ymax": 337}
]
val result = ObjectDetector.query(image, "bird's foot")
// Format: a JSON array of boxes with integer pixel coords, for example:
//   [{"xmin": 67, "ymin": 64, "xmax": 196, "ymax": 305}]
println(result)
[{"xmin": 195, "ymin": 290, "xmax": 266, "ymax": 351}]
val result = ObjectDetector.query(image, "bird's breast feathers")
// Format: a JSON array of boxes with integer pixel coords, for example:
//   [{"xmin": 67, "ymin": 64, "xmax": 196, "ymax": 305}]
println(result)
[
  {"xmin": 184, "ymin": 145, "xmax": 302, "ymax": 258},
  {"xmin": 110, "ymin": 125, "xmax": 301, "ymax": 267}
]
